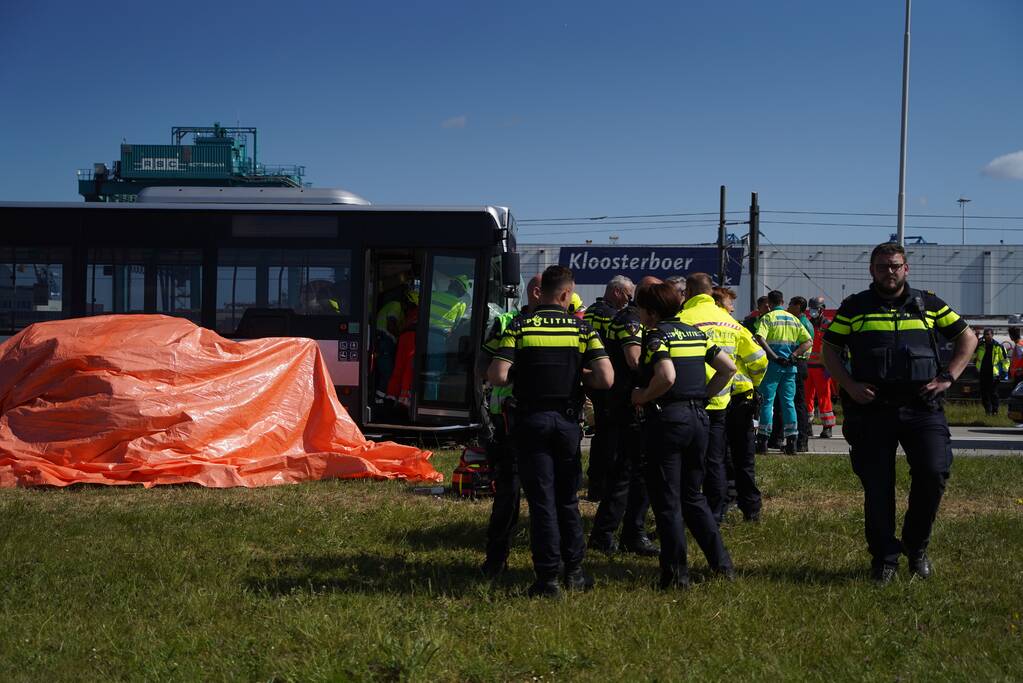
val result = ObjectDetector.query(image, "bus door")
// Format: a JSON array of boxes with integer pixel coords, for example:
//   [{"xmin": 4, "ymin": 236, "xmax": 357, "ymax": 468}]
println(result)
[
  {"xmin": 413, "ymin": 251, "xmax": 482, "ymax": 427},
  {"xmin": 363, "ymin": 247, "xmax": 421, "ymax": 425}
]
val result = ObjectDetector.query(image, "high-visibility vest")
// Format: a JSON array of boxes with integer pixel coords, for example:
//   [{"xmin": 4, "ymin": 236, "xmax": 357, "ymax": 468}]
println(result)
[
  {"xmin": 429, "ymin": 291, "xmax": 467, "ymax": 334},
  {"xmin": 974, "ymin": 341, "xmax": 1009, "ymax": 377},
  {"xmin": 1011, "ymin": 341, "xmax": 1023, "ymax": 380},
  {"xmin": 675, "ymin": 294, "xmax": 768, "ymax": 408},
  {"xmin": 808, "ymin": 316, "xmax": 829, "ymax": 367}
]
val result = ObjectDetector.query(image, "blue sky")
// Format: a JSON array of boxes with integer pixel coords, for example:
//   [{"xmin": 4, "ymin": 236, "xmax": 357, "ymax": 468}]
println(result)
[{"xmin": 1, "ymin": 0, "xmax": 1021, "ymax": 245}]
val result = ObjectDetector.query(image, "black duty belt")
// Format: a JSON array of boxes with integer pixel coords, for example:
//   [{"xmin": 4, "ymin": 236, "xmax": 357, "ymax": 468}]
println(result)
[
  {"xmin": 517, "ymin": 400, "xmax": 581, "ymax": 418},
  {"xmin": 649, "ymin": 398, "xmax": 705, "ymax": 412}
]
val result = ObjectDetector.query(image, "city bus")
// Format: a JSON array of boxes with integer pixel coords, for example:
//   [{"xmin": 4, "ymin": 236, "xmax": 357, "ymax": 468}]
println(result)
[{"xmin": 0, "ymin": 188, "xmax": 520, "ymax": 435}]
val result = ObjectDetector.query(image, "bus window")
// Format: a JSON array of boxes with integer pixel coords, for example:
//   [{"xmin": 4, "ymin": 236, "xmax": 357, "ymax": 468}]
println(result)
[
  {"xmin": 216, "ymin": 248, "xmax": 352, "ymax": 335},
  {"xmin": 0, "ymin": 247, "xmax": 69, "ymax": 332},
  {"xmin": 86, "ymin": 248, "xmax": 202, "ymax": 322},
  {"xmin": 422, "ymin": 254, "xmax": 476, "ymax": 403}
]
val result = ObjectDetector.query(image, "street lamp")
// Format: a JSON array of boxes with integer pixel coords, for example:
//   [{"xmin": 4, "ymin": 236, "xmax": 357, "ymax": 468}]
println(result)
[
  {"xmin": 957, "ymin": 196, "xmax": 971, "ymax": 245},
  {"xmin": 896, "ymin": 0, "xmax": 912, "ymax": 247}
]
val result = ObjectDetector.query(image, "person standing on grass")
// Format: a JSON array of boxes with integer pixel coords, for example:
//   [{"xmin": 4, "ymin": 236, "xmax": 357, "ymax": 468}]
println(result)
[
  {"xmin": 630, "ymin": 280, "xmax": 737, "ymax": 589},
  {"xmin": 822, "ymin": 242, "xmax": 977, "ymax": 585},
  {"xmin": 973, "ymin": 328, "xmax": 1009, "ymax": 416},
  {"xmin": 754, "ymin": 290, "xmax": 812, "ymax": 455},
  {"xmin": 487, "ymin": 265, "xmax": 613, "ymax": 598},
  {"xmin": 478, "ymin": 274, "xmax": 542, "ymax": 580},
  {"xmin": 582, "ymin": 275, "xmax": 635, "ymax": 502}
]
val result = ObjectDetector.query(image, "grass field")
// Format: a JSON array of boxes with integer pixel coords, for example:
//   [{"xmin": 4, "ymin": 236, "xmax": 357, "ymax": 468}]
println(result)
[{"xmin": 2, "ymin": 451, "xmax": 1022, "ymax": 682}]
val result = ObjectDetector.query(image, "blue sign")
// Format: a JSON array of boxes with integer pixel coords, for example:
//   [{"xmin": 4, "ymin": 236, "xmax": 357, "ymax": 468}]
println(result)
[{"xmin": 558, "ymin": 246, "xmax": 744, "ymax": 285}]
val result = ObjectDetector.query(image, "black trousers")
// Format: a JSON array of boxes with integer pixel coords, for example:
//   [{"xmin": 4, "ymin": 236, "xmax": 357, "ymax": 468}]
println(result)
[
  {"xmin": 586, "ymin": 393, "xmax": 613, "ymax": 497},
  {"xmin": 590, "ymin": 411, "xmax": 649, "ymax": 544},
  {"xmin": 484, "ymin": 418, "xmax": 521, "ymax": 566},
  {"xmin": 643, "ymin": 404, "xmax": 732, "ymax": 573},
  {"xmin": 515, "ymin": 410, "xmax": 586, "ymax": 579},
  {"xmin": 843, "ymin": 400, "xmax": 952, "ymax": 566},
  {"xmin": 701, "ymin": 409, "xmax": 729, "ymax": 523},
  {"xmin": 725, "ymin": 393, "xmax": 762, "ymax": 517},
  {"xmin": 979, "ymin": 375, "xmax": 1000, "ymax": 414}
]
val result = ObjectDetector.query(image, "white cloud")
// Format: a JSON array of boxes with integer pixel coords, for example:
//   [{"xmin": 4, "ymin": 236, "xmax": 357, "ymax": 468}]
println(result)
[
  {"xmin": 441, "ymin": 115, "xmax": 467, "ymax": 129},
  {"xmin": 981, "ymin": 150, "xmax": 1023, "ymax": 180}
]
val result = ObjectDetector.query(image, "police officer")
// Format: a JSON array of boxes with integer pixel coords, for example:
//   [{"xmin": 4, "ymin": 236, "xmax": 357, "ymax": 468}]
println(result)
[
  {"xmin": 588, "ymin": 277, "xmax": 658, "ymax": 557},
  {"xmin": 479, "ymin": 274, "xmax": 542, "ymax": 579},
  {"xmin": 582, "ymin": 275, "xmax": 634, "ymax": 501},
  {"xmin": 677, "ymin": 273, "xmax": 768, "ymax": 524},
  {"xmin": 488, "ymin": 265, "xmax": 613, "ymax": 598},
  {"xmin": 822, "ymin": 242, "xmax": 977, "ymax": 584},
  {"xmin": 630, "ymin": 281, "xmax": 737, "ymax": 588}
]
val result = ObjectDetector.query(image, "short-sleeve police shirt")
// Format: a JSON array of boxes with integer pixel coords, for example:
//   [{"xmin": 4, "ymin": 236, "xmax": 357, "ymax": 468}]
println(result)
[
  {"xmin": 823, "ymin": 284, "xmax": 968, "ymax": 387},
  {"xmin": 494, "ymin": 304, "xmax": 607, "ymax": 405},
  {"xmin": 605, "ymin": 304, "xmax": 644, "ymax": 401},
  {"xmin": 640, "ymin": 320, "xmax": 721, "ymax": 402}
]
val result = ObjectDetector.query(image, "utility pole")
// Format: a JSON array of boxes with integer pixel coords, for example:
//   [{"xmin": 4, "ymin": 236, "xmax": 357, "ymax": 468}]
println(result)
[
  {"xmin": 958, "ymin": 196, "xmax": 971, "ymax": 245},
  {"xmin": 748, "ymin": 192, "xmax": 759, "ymax": 310},
  {"xmin": 717, "ymin": 185, "xmax": 727, "ymax": 286},
  {"xmin": 896, "ymin": 0, "xmax": 912, "ymax": 246}
]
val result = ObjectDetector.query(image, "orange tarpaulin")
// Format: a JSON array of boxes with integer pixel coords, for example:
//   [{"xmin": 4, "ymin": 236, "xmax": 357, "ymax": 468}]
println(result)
[{"xmin": 0, "ymin": 315, "xmax": 440, "ymax": 488}]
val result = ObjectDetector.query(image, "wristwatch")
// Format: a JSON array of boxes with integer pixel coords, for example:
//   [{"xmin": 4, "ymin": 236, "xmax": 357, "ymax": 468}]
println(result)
[{"xmin": 936, "ymin": 369, "xmax": 954, "ymax": 383}]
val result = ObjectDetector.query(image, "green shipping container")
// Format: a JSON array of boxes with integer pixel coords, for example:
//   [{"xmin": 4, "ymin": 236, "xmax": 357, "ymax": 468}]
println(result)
[{"xmin": 120, "ymin": 144, "xmax": 233, "ymax": 180}]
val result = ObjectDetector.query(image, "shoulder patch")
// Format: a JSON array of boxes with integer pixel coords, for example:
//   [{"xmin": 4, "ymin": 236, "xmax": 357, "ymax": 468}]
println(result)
[{"xmin": 625, "ymin": 320, "xmax": 642, "ymax": 336}]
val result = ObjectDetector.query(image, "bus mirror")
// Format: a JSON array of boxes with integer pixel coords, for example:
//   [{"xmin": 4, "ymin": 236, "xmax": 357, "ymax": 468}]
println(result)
[{"xmin": 502, "ymin": 253, "xmax": 520, "ymax": 286}]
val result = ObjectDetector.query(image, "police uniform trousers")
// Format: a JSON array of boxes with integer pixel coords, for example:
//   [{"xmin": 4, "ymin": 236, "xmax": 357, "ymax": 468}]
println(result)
[
  {"xmin": 586, "ymin": 392, "xmax": 613, "ymax": 499},
  {"xmin": 514, "ymin": 410, "xmax": 586, "ymax": 579},
  {"xmin": 484, "ymin": 417, "xmax": 521, "ymax": 567},
  {"xmin": 589, "ymin": 407, "xmax": 650, "ymax": 546},
  {"xmin": 842, "ymin": 398, "xmax": 952, "ymax": 566},
  {"xmin": 643, "ymin": 402, "xmax": 733, "ymax": 573},
  {"xmin": 725, "ymin": 393, "xmax": 762, "ymax": 517},
  {"xmin": 701, "ymin": 408, "xmax": 729, "ymax": 524}
]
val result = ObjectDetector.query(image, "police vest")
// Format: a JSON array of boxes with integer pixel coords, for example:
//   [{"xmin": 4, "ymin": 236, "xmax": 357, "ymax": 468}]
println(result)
[
  {"xmin": 493, "ymin": 305, "xmax": 607, "ymax": 409},
  {"xmin": 640, "ymin": 319, "xmax": 719, "ymax": 402},
  {"xmin": 583, "ymin": 297, "xmax": 617, "ymax": 344},
  {"xmin": 604, "ymin": 303, "xmax": 644, "ymax": 407},
  {"xmin": 823, "ymin": 286, "xmax": 968, "ymax": 389}
]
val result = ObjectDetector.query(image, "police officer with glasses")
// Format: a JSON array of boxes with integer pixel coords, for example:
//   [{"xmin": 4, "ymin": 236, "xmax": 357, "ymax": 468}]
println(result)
[{"xmin": 822, "ymin": 242, "xmax": 976, "ymax": 584}]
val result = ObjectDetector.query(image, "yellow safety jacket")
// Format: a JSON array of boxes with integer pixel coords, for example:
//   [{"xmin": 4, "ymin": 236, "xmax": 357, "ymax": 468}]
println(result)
[
  {"xmin": 429, "ymin": 290, "xmax": 467, "ymax": 334},
  {"xmin": 974, "ymin": 341, "xmax": 1009, "ymax": 378},
  {"xmin": 675, "ymin": 294, "xmax": 768, "ymax": 409}
]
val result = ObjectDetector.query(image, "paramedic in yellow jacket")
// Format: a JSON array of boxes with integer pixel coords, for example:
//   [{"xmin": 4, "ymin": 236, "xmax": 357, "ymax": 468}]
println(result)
[
  {"xmin": 425, "ymin": 274, "xmax": 470, "ymax": 400},
  {"xmin": 676, "ymin": 273, "xmax": 768, "ymax": 524}
]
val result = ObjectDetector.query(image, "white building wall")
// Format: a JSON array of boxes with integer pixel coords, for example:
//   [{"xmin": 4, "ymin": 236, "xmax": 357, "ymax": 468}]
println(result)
[{"xmin": 519, "ymin": 243, "xmax": 1023, "ymax": 317}]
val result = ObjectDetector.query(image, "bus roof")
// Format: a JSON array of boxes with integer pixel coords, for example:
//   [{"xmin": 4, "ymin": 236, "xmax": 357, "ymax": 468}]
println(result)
[{"xmin": 0, "ymin": 200, "xmax": 512, "ymax": 228}]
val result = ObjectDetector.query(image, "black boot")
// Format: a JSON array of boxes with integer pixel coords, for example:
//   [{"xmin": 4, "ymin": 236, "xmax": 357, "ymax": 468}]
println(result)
[
  {"xmin": 563, "ymin": 566, "xmax": 595, "ymax": 592},
  {"xmin": 527, "ymin": 576, "xmax": 563, "ymax": 598},
  {"xmin": 819, "ymin": 426, "xmax": 832, "ymax": 439},
  {"xmin": 755, "ymin": 434, "xmax": 769, "ymax": 455},
  {"xmin": 796, "ymin": 437, "xmax": 809, "ymax": 453},
  {"xmin": 784, "ymin": 435, "xmax": 797, "ymax": 455},
  {"xmin": 658, "ymin": 565, "xmax": 691, "ymax": 590},
  {"xmin": 621, "ymin": 534, "xmax": 659, "ymax": 557}
]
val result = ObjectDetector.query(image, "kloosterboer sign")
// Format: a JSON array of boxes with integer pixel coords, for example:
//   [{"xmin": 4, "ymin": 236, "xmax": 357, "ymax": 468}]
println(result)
[{"xmin": 559, "ymin": 246, "xmax": 744, "ymax": 285}]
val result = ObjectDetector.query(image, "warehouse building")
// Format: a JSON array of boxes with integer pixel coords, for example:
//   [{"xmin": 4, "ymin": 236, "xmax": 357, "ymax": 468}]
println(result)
[{"xmin": 518, "ymin": 243, "xmax": 1023, "ymax": 317}]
